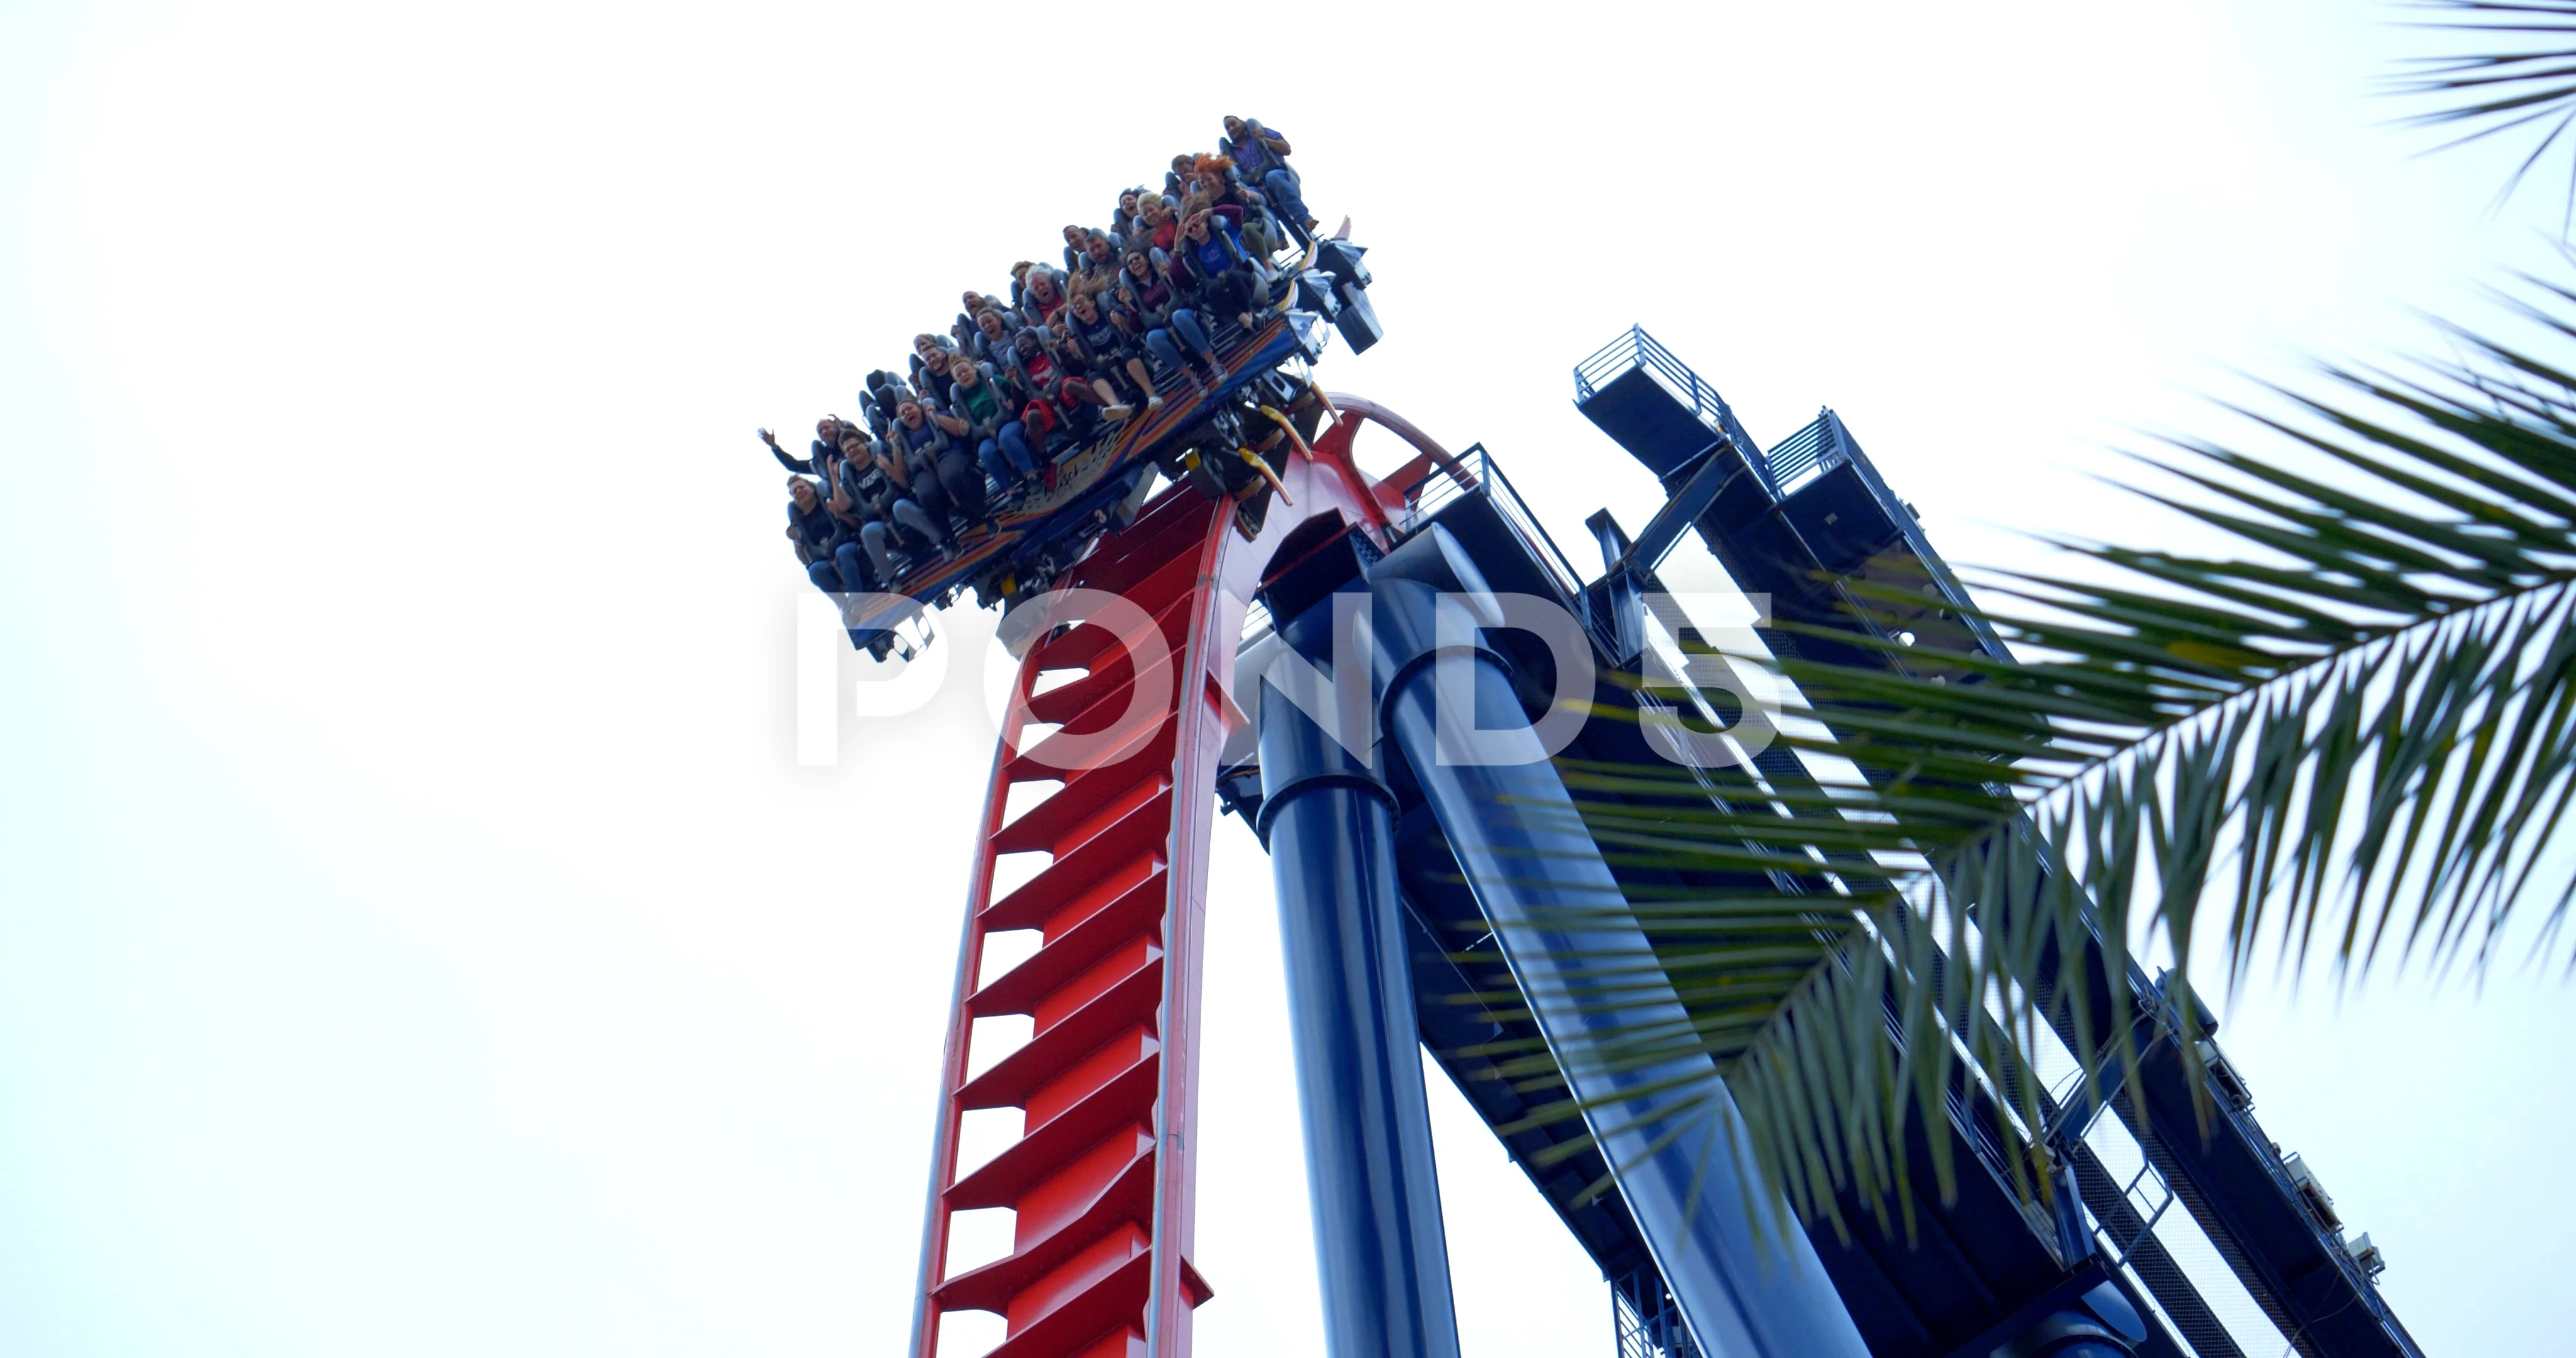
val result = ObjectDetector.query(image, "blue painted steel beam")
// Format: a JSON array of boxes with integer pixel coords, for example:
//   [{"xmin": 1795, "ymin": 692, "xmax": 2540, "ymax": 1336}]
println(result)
[
  {"xmin": 1571, "ymin": 330, "xmax": 2423, "ymax": 1358},
  {"xmin": 1364, "ymin": 526, "xmax": 1869, "ymax": 1358},
  {"xmin": 1255, "ymin": 584, "xmax": 1462, "ymax": 1358},
  {"xmin": 1605, "ymin": 444, "xmax": 1747, "ymax": 581}
]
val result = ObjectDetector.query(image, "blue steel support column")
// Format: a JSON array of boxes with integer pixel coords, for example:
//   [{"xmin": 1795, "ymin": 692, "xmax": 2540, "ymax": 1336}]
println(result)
[
  {"xmin": 1365, "ymin": 527, "xmax": 1868, "ymax": 1358},
  {"xmin": 1254, "ymin": 587, "xmax": 1463, "ymax": 1358}
]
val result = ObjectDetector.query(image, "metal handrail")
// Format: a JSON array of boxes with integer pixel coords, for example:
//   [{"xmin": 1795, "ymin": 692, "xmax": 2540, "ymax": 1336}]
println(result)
[
  {"xmin": 1573, "ymin": 326, "xmax": 1721, "ymax": 434},
  {"xmin": 1385, "ymin": 446, "xmax": 1476, "ymax": 539},
  {"xmin": 1479, "ymin": 450, "xmax": 1591, "ymax": 607},
  {"xmin": 1386, "ymin": 443, "xmax": 1604, "ymax": 649},
  {"xmin": 1573, "ymin": 326, "xmax": 1782, "ymax": 497},
  {"xmin": 1762, "ymin": 414, "xmax": 1838, "ymax": 492}
]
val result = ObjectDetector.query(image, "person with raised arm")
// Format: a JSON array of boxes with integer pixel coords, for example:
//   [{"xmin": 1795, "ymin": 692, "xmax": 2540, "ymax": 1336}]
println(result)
[{"xmin": 760, "ymin": 417, "xmax": 855, "ymax": 479}]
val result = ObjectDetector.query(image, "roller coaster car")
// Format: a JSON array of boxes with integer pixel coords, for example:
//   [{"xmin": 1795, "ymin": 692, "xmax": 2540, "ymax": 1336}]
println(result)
[{"xmin": 842, "ymin": 241, "xmax": 1377, "ymax": 651}]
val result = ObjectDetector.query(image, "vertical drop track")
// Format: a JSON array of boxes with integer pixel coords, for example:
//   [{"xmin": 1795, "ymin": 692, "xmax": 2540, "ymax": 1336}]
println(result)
[{"xmin": 907, "ymin": 403, "xmax": 1455, "ymax": 1358}]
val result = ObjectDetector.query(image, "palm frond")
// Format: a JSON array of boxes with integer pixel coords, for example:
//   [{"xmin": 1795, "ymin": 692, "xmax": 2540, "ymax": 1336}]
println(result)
[
  {"xmin": 2389, "ymin": 1, "xmax": 2576, "ymax": 221},
  {"xmin": 1521, "ymin": 279, "xmax": 2576, "ymax": 1237}
]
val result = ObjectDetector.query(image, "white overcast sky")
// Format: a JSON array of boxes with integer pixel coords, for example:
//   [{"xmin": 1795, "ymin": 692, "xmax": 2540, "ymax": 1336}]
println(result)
[{"xmin": 3, "ymin": 2, "xmax": 2570, "ymax": 1355}]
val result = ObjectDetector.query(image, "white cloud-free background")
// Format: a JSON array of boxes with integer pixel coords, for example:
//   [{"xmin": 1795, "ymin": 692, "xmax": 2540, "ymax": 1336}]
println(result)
[{"xmin": 3, "ymin": 1, "xmax": 2568, "ymax": 1354}]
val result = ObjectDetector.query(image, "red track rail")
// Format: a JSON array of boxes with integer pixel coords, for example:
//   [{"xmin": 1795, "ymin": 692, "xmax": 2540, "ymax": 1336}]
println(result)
[{"xmin": 908, "ymin": 399, "xmax": 1463, "ymax": 1358}]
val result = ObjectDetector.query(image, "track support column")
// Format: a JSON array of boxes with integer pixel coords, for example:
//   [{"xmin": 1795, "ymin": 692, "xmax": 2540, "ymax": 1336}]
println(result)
[
  {"xmin": 1365, "ymin": 526, "xmax": 1869, "ymax": 1358},
  {"xmin": 1255, "ymin": 582, "xmax": 1463, "ymax": 1358}
]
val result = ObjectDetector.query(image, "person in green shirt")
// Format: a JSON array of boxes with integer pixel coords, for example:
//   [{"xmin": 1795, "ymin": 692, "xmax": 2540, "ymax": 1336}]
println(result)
[{"xmin": 931, "ymin": 355, "xmax": 1037, "ymax": 489}]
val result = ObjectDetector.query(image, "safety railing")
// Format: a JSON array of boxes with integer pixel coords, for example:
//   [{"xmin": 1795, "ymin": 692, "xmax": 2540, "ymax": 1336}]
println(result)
[
  {"xmin": 1573, "ymin": 325, "xmax": 1782, "ymax": 497},
  {"xmin": 1386, "ymin": 443, "xmax": 1600, "ymax": 644},
  {"xmin": 2057, "ymin": 1062, "xmax": 2299, "ymax": 1357},
  {"xmin": 1612, "ymin": 1266, "xmax": 1703, "ymax": 1358},
  {"xmin": 1384, "ymin": 443, "xmax": 1476, "ymax": 540},
  {"xmin": 1482, "ymin": 450, "xmax": 1592, "ymax": 608},
  {"xmin": 1574, "ymin": 326, "xmax": 1722, "ymax": 429},
  {"xmin": 1761, "ymin": 412, "xmax": 1843, "ymax": 494}
]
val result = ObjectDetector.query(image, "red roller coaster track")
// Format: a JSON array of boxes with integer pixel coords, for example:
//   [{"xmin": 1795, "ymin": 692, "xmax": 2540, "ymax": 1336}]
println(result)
[{"xmin": 907, "ymin": 396, "xmax": 1458, "ymax": 1358}]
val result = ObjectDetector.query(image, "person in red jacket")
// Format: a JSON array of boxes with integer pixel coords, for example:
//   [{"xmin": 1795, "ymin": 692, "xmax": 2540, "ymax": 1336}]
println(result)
[{"xmin": 1006, "ymin": 329, "xmax": 1114, "ymax": 463}]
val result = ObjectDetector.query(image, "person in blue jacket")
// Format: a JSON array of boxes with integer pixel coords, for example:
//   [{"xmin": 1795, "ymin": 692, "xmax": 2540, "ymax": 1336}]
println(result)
[{"xmin": 1170, "ymin": 205, "xmax": 1264, "ymax": 336}]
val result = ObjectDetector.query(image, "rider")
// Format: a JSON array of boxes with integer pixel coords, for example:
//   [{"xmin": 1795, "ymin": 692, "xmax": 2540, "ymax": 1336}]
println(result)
[
  {"xmin": 1219, "ymin": 116, "xmax": 1314, "ymax": 242},
  {"xmin": 836, "ymin": 428, "xmax": 946, "ymax": 580},
  {"xmin": 762, "ymin": 417, "xmax": 854, "ymax": 479},
  {"xmin": 1060, "ymin": 288, "xmax": 1163, "ymax": 413},
  {"xmin": 890, "ymin": 397, "xmax": 987, "ymax": 528},
  {"xmin": 786, "ymin": 475, "xmax": 872, "ymax": 598},
  {"xmin": 1170, "ymin": 204, "xmax": 1265, "ymax": 340},
  {"xmin": 933, "ymin": 354, "xmax": 1038, "ymax": 494}
]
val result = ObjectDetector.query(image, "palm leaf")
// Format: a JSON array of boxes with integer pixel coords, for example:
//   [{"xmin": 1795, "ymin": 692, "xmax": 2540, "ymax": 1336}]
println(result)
[
  {"xmin": 1504, "ymin": 279, "xmax": 2576, "ymax": 1240},
  {"xmin": 2389, "ymin": 1, "xmax": 2576, "ymax": 221}
]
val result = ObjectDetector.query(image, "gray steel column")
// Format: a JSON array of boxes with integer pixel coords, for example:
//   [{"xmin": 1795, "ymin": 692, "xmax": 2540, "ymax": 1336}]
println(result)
[
  {"xmin": 1255, "ymin": 587, "xmax": 1463, "ymax": 1358},
  {"xmin": 1365, "ymin": 527, "xmax": 1867, "ymax": 1358}
]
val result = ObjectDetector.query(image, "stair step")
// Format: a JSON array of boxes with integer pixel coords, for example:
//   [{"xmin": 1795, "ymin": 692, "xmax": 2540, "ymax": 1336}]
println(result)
[
  {"xmin": 1002, "ymin": 709, "xmax": 1176, "ymax": 788},
  {"xmin": 983, "ymin": 1249, "xmax": 1151, "ymax": 1358},
  {"xmin": 993, "ymin": 763, "xmax": 1167, "ymax": 859},
  {"xmin": 1012, "ymin": 702, "xmax": 1177, "ymax": 787},
  {"xmin": 1026, "ymin": 586, "xmax": 1196, "ymax": 676},
  {"xmin": 1075, "ymin": 503, "xmax": 1219, "ymax": 594},
  {"xmin": 933, "ymin": 1148, "xmax": 1156, "ymax": 1315},
  {"xmin": 984, "ymin": 787, "xmax": 1173, "ymax": 932},
  {"xmin": 915, "ymin": 476, "xmax": 1241, "ymax": 1358},
  {"xmin": 957, "ymin": 956, "xmax": 1162, "ymax": 1110},
  {"xmin": 991, "ymin": 751, "xmax": 1168, "ymax": 855},
  {"xmin": 971, "ymin": 869, "xmax": 1169, "ymax": 1016},
  {"xmin": 947, "ymin": 1057, "xmax": 1159, "ymax": 1211},
  {"xmin": 1026, "ymin": 638, "xmax": 1176, "ymax": 728}
]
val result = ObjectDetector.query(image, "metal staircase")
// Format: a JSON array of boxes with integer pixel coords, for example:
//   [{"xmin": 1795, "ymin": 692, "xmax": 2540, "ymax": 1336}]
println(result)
[{"xmin": 1570, "ymin": 326, "xmax": 2425, "ymax": 1358}]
